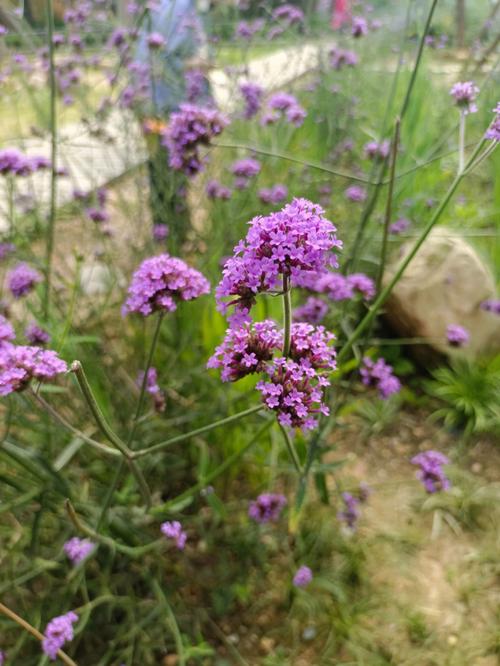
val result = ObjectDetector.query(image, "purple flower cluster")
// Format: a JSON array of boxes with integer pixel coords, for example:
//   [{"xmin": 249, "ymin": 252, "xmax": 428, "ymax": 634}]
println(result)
[
  {"xmin": 352, "ymin": 16, "xmax": 368, "ymax": 37},
  {"xmin": 364, "ymin": 140, "xmax": 390, "ymax": 161},
  {"xmin": 248, "ymin": 493, "xmax": 287, "ymax": 523},
  {"xmin": 25, "ymin": 323, "xmax": 51, "ymax": 346},
  {"xmin": 0, "ymin": 148, "xmax": 51, "ymax": 176},
  {"xmin": 450, "ymin": 81, "xmax": 479, "ymax": 114},
  {"xmin": 7, "ymin": 263, "xmax": 42, "ymax": 298},
  {"xmin": 137, "ymin": 366, "xmax": 166, "ymax": 412},
  {"xmin": 147, "ymin": 32, "xmax": 165, "ymax": 49},
  {"xmin": 272, "ymin": 4, "xmax": 304, "ymax": 25},
  {"xmin": 338, "ymin": 492, "xmax": 360, "ymax": 529},
  {"xmin": 123, "ymin": 254, "xmax": 210, "ymax": 316},
  {"xmin": 293, "ymin": 565, "xmax": 312, "ymax": 588},
  {"xmin": 64, "ymin": 537, "xmax": 95, "ymax": 565},
  {"xmin": 289, "ymin": 323, "xmax": 336, "ymax": 373},
  {"xmin": 446, "ymin": 324, "xmax": 469, "ymax": 347},
  {"xmin": 231, "ymin": 158, "xmax": 261, "ymax": 189},
  {"xmin": 485, "ymin": 102, "xmax": 500, "ymax": 142},
  {"xmin": 305, "ymin": 271, "xmax": 375, "ymax": 302},
  {"xmin": 480, "ymin": 298, "xmax": 500, "ymax": 315},
  {"xmin": 206, "ymin": 180, "xmax": 232, "ymax": 200},
  {"xmin": 329, "ymin": 47, "xmax": 358, "ymax": 70},
  {"xmin": 207, "ymin": 320, "xmax": 282, "ymax": 382},
  {"xmin": 345, "ymin": 185, "xmax": 367, "ymax": 202},
  {"xmin": 0, "ymin": 345, "xmax": 67, "ymax": 396},
  {"xmin": 235, "ymin": 19, "xmax": 264, "ymax": 40},
  {"xmin": 411, "ymin": 450, "xmax": 451, "ymax": 494},
  {"xmin": 153, "ymin": 223, "xmax": 169, "ymax": 242},
  {"xmin": 256, "ymin": 357, "xmax": 330, "ymax": 430},
  {"xmin": 42, "ymin": 611, "xmax": 78, "ymax": 661},
  {"xmin": 294, "ymin": 296, "xmax": 328, "ymax": 325},
  {"xmin": 185, "ymin": 68, "xmax": 207, "ymax": 103},
  {"xmin": 216, "ymin": 198, "xmax": 341, "ymax": 326},
  {"xmin": 360, "ymin": 357, "xmax": 401, "ymax": 399},
  {"xmin": 263, "ymin": 92, "xmax": 307, "ymax": 127},
  {"xmin": 240, "ymin": 82, "xmax": 263, "ymax": 119},
  {"xmin": 0, "ymin": 316, "xmax": 15, "ymax": 346},
  {"xmin": 258, "ymin": 184, "xmax": 288, "ymax": 205},
  {"xmin": 0, "ymin": 242, "xmax": 15, "ymax": 261},
  {"xmin": 162, "ymin": 104, "xmax": 228, "ymax": 176},
  {"xmin": 161, "ymin": 520, "xmax": 187, "ymax": 550},
  {"xmin": 390, "ymin": 217, "xmax": 411, "ymax": 235}
]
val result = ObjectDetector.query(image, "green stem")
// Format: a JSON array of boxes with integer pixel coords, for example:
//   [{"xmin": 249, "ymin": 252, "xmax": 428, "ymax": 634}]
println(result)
[
  {"xmin": 376, "ymin": 117, "xmax": 400, "ymax": 292},
  {"xmin": 458, "ymin": 110, "xmax": 466, "ymax": 173},
  {"xmin": 44, "ymin": 0, "xmax": 58, "ymax": 320},
  {"xmin": 282, "ymin": 274, "xmax": 291, "ymax": 357},
  {"xmin": 0, "ymin": 602, "xmax": 78, "ymax": 666},
  {"xmin": 150, "ymin": 419, "xmax": 272, "ymax": 516},
  {"xmin": 133, "ymin": 404, "xmax": 263, "ymax": 459},
  {"xmin": 278, "ymin": 423, "xmax": 301, "ymax": 474},
  {"xmin": 337, "ymin": 136, "xmax": 490, "ymax": 366},
  {"xmin": 70, "ymin": 361, "xmax": 152, "ymax": 508},
  {"xmin": 150, "ymin": 579, "xmax": 186, "ymax": 666}
]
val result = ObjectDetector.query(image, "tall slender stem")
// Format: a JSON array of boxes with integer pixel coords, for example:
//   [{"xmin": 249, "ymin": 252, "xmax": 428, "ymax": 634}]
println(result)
[
  {"xmin": 0, "ymin": 602, "xmax": 78, "ymax": 666},
  {"xmin": 458, "ymin": 110, "xmax": 466, "ymax": 173},
  {"xmin": 278, "ymin": 423, "xmax": 301, "ymax": 474},
  {"xmin": 282, "ymin": 274, "xmax": 292, "ymax": 357},
  {"xmin": 44, "ymin": 0, "xmax": 57, "ymax": 320},
  {"xmin": 376, "ymin": 118, "xmax": 400, "ymax": 292}
]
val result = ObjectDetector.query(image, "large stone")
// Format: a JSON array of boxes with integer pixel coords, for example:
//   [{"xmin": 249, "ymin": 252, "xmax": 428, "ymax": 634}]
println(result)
[{"xmin": 383, "ymin": 228, "xmax": 500, "ymax": 359}]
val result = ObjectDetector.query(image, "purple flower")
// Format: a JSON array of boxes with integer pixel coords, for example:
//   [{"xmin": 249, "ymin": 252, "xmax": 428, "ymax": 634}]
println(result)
[
  {"xmin": 235, "ymin": 19, "xmax": 264, "ymax": 40},
  {"xmin": 364, "ymin": 140, "xmax": 390, "ymax": 161},
  {"xmin": 161, "ymin": 520, "xmax": 187, "ymax": 549},
  {"xmin": 153, "ymin": 224, "xmax": 169, "ymax": 242},
  {"xmin": 258, "ymin": 184, "xmax": 288, "ymax": 205},
  {"xmin": 0, "ymin": 242, "xmax": 15, "ymax": 261},
  {"xmin": 248, "ymin": 493, "xmax": 287, "ymax": 523},
  {"xmin": 207, "ymin": 320, "xmax": 282, "ymax": 382},
  {"xmin": 272, "ymin": 4, "xmax": 304, "ymax": 24},
  {"xmin": 264, "ymin": 92, "xmax": 306, "ymax": 127},
  {"xmin": 25, "ymin": 323, "xmax": 50, "ymax": 346},
  {"xmin": 231, "ymin": 158, "xmax": 261, "ymax": 189},
  {"xmin": 216, "ymin": 198, "xmax": 341, "ymax": 326},
  {"xmin": 137, "ymin": 366, "xmax": 166, "ymax": 412},
  {"xmin": 346, "ymin": 273, "xmax": 375, "ymax": 300},
  {"xmin": 0, "ymin": 25, "xmax": 8, "ymax": 36},
  {"xmin": 206, "ymin": 180, "xmax": 232, "ymax": 200},
  {"xmin": 162, "ymin": 104, "xmax": 228, "ymax": 177},
  {"xmin": 185, "ymin": 68, "xmax": 206, "ymax": 103},
  {"xmin": 390, "ymin": 217, "xmax": 411, "ymax": 235},
  {"xmin": 64, "ymin": 537, "xmax": 95, "ymax": 565},
  {"xmin": 257, "ymin": 357, "xmax": 330, "ymax": 431},
  {"xmin": 293, "ymin": 565, "xmax": 312, "ymax": 588},
  {"xmin": 411, "ymin": 450, "xmax": 450, "ymax": 494},
  {"xmin": 289, "ymin": 323, "xmax": 336, "ymax": 373},
  {"xmin": 7, "ymin": 263, "xmax": 42, "ymax": 298},
  {"xmin": 294, "ymin": 296, "xmax": 328, "ymax": 324},
  {"xmin": 360, "ymin": 357, "xmax": 401, "ymax": 399},
  {"xmin": 147, "ymin": 32, "xmax": 165, "ymax": 49},
  {"xmin": 480, "ymin": 298, "xmax": 500, "ymax": 315},
  {"xmin": 0, "ymin": 316, "xmax": 15, "ymax": 346},
  {"xmin": 352, "ymin": 16, "xmax": 368, "ymax": 37},
  {"xmin": 42, "ymin": 612, "xmax": 78, "ymax": 660},
  {"xmin": 329, "ymin": 47, "xmax": 358, "ymax": 70},
  {"xmin": 85, "ymin": 207, "xmax": 109, "ymax": 223},
  {"xmin": 240, "ymin": 82, "xmax": 263, "ymax": 119},
  {"xmin": 446, "ymin": 324, "xmax": 469, "ymax": 347},
  {"xmin": 485, "ymin": 102, "xmax": 500, "ymax": 142},
  {"xmin": 0, "ymin": 345, "xmax": 67, "ymax": 396},
  {"xmin": 123, "ymin": 254, "xmax": 210, "ymax": 316},
  {"xmin": 345, "ymin": 185, "xmax": 367, "ymax": 202},
  {"xmin": 338, "ymin": 492, "xmax": 360, "ymax": 529},
  {"xmin": 450, "ymin": 81, "xmax": 479, "ymax": 115}
]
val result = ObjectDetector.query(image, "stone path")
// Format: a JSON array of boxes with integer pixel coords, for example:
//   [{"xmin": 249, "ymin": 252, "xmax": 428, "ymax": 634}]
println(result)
[{"xmin": 0, "ymin": 41, "xmax": 329, "ymax": 232}]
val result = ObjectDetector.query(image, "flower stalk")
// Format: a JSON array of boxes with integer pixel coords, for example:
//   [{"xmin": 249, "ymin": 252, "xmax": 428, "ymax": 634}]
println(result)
[{"xmin": 282, "ymin": 274, "xmax": 292, "ymax": 357}]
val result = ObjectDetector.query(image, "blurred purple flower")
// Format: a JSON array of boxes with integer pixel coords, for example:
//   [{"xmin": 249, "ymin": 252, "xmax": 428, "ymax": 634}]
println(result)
[
  {"xmin": 248, "ymin": 493, "xmax": 287, "ymax": 523},
  {"xmin": 293, "ymin": 565, "xmax": 312, "ymax": 588},
  {"xmin": 42, "ymin": 612, "xmax": 78, "ymax": 660},
  {"xmin": 161, "ymin": 520, "xmax": 187, "ymax": 549},
  {"xmin": 25, "ymin": 323, "xmax": 50, "ymax": 346},
  {"xmin": 446, "ymin": 324, "xmax": 469, "ymax": 347},
  {"xmin": 64, "ymin": 537, "xmax": 95, "ymax": 565},
  {"xmin": 450, "ymin": 81, "xmax": 479, "ymax": 114},
  {"xmin": 7, "ymin": 263, "xmax": 42, "ymax": 298},
  {"xmin": 361, "ymin": 357, "xmax": 401, "ymax": 399},
  {"xmin": 411, "ymin": 450, "xmax": 450, "ymax": 493}
]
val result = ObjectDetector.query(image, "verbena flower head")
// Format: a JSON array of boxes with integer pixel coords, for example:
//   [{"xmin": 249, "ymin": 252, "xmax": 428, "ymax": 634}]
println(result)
[
  {"xmin": 153, "ymin": 223, "xmax": 169, "ymax": 242},
  {"xmin": 294, "ymin": 296, "xmax": 328, "ymax": 324},
  {"xmin": 123, "ymin": 254, "xmax": 210, "ymax": 316},
  {"xmin": 240, "ymin": 81, "xmax": 263, "ymax": 119},
  {"xmin": 352, "ymin": 16, "xmax": 368, "ymax": 37},
  {"xmin": 345, "ymin": 185, "xmax": 367, "ymax": 202},
  {"xmin": 162, "ymin": 104, "xmax": 228, "ymax": 176},
  {"xmin": 256, "ymin": 357, "xmax": 330, "ymax": 430},
  {"xmin": 265, "ymin": 92, "xmax": 307, "ymax": 127},
  {"xmin": 42, "ymin": 611, "xmax": 78, "ymax": 661},
  {"xmin": 0, "ymin": 242, "xmax": 15, "ymax": 261},
  {"xmin": 64, "ymin": 537, "xmax": 95, "ymax": 565},
  {"xmin": 329, "ymin": 47, "xmax": 358, "ymax": 70},
  {"xmin": 289, "ymin": 323, "xmax": 336, "ymax": 373},
  {"xmin": 147, "ymin": 32, "xmax": 165, "ymax": 49},
  {"xmin": 450, "ymin": 81, "xmax": 479, "ymax": 114},
  {"xmin": 446, "ymin": 324, "xmax": 469, "ymax": 347},
  {"xmin": 161, "ymin": 520, "xmax": 187, "ymax": 550},
  {"xmin": 185, "ymin": 69, "xmax": 207, "ymax": 103},
  {"xmin": 361, "ymin": 357, "xmax": 401, "ymax": 399},
  {"xmin": 231, "ymin": 158, "xmax": 261, "ymax": 188},
  {"xmin": 480, "ymin": 298, "xmax": 500, "ymax": 315},
  {"xmin": 0, "ymin": 345, "xmax": 67, "ymax": 396},
  {"xmin": 248, "ymin": 493, "xmax": 287, "ymax": 523},
  {"xmin": 346, "ymin": 273, "xmax": 375, "ymax": 300},
  {"xmin": 293, "ymin": 565, "xmax": 312, "ymax": 588},
  {"xmin": 137, "ymin": 366, "xmax": 166, "ymax": 412},
  {"xmin": 7, "ymin": 263, "xmax": 42, "ymax": 298},
  {"xmin": 0, "ymin": 316, "xmax": 15, "ymax": 346},
  {"xmin": 390, "ymin": 217, "xmax": 411, "ymax": 235},
  {"xmin": 273, "ymin": 4, "xmax": 304, "ymax": 24},
  {"xmin": 485, "ymin": 102, "xmax": 500, "ymax": 141},
  {"xmin": 216, "ymin": 199, "xmax": 341, "ymax": 326},
  {"xmin": 411, "ymin": 450, "xmax": 450, "ymax": 493},
  {"xmin": 206, "ymin": 180, "xmax": 232, "ymax": 200},
  {"xmin": 338, "ymin": 492, "xmax": 360, "ymax": 529},
  {"xmin": 207, "ymin": 320, "xmax": 282, "ymax": 382},
  {"xmin": 25, "ymin": 323, "xmax": 51, "ymax": 346},
  {"xmin": 258, "ymin": 184, "xmax": 288, "ymax": 205},
  {"xmin": 364, "ymin": 140, "xmax": 390, "ymax": 161}
]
